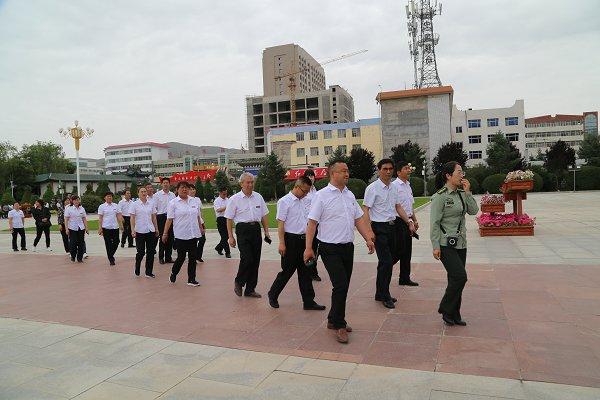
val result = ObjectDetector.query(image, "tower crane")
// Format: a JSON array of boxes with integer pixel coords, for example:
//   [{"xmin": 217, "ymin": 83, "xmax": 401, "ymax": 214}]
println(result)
[{"xmin": 274, "ymin": 49, "xmax": 368, "ymax": 126}]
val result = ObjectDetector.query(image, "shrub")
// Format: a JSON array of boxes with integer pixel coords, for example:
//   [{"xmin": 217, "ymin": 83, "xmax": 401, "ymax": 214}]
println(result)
[
  {"xmin": 426, "ymin": 177, "xmax": 437, "ymax": 195},
  {"xmin": 482, "ymin": 174, "xmax": 506, "ymax": 194},
  {"xmin": 409, "ymin": 177, "xmax": 424, "ymax": 196},
  {"xmin": 464, "ymin": 175, "xmax": 481, "ymax": 194},
  {"xmin": 1, "ymin": 188, "xmax": 15, "ymax": 205},
  {"xmin": 532, "ymin": 173, "xmax": 543, "ymax": 192},
  {"xmin": 347, "ymin": 178, "xmax": 367, "ymax": 199},
  {"xmin": 81, "ymin": 194, "xmax": 102, "ymax": 213},
  {"xmin": 529, "ymin": 165, "xmax": 557, "ymax": 191}
]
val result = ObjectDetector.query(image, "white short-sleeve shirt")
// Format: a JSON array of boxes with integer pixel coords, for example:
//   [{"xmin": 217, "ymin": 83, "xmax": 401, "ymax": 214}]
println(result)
[
  {"xmin": 65, "ymin": 205, "xmax": 87, "ymax": 231},
  {"xmin": 363, "ymin": 179, "xmax": 402, "ymax": 222},
  {"xmin": 118, "ymin": 198, "xmax": 133, "ymax": 217},
  {"xmin": 308, "ymin": 183, "xmax": 364, "ymax": 244},
  {"xmin": 154, "ymin": 190, "xmax": 176, "ymax": 215},
  {"xmin": 392, "ymin": 178, "xmax": 414, "ymax": 217},
  {"xmin": 213, "ymin": 196, "xmax": 228, "ymax": 218},
  {"xmin": 8, "ymin": 209, "xmax": 25, "ymax": 229},
  {"xmin": 276, "ymin": 192, "xmax": 311, "ymax": 234},
  {"xmin": 167, "ymin": 196, "xmax": 201, "ymax": 240},
  {"xmin": 224, "ymin": 191, "xmax": 268, "ymax": 223},
  {"xmin": 131, "ymin": 199, "xmax": 156, "ymax": 234},
  {"xmin": 98, "ymin": 202, "xmax": 121, "ymax": 229}
]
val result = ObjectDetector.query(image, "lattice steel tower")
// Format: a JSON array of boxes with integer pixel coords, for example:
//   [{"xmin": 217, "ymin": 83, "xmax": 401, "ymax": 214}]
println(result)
[{"xmin": 406, "ymin": 0, "xmax": 443, "ymax": 88}]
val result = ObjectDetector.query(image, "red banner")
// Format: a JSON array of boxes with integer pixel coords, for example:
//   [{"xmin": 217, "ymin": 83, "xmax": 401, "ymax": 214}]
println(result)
[
  {"xmin": 284, "ymin": 167, "xmax": 328, "ymax": 181},
  {"xmin": 170, "ymin": 170, "xmax": 217, "ymax": 183}
]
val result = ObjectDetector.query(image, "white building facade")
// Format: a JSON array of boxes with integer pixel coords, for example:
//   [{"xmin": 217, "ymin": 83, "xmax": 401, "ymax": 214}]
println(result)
[{"xmin": 104, "ymin": 142, "xmax": 169, "ymax": 174}]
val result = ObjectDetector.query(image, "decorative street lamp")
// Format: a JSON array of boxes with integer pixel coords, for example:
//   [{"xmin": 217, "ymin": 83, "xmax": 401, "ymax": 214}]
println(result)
[
  {"xmin": 569, "ymin": 165, "xmax": 581, "ymax": 192},
  {"xmin": 59, "ymin": 120, "xmax": 94, "ymax": 196}
]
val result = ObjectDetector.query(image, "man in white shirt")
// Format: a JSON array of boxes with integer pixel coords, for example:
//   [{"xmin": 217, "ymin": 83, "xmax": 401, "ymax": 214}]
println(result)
[
  {"xmin": 155, "ymin": 178, "xmax": 176, "ymax": 264},
  {"xmin": 130, "ymin": 187, "xmax": 159, "ymax": 277},
  {"xmin": 391, "ymin": 161, "xmax": 420, "ymax": 286},
  {"xmin": 98, "ymin": 191, "xmax": 123, "ymax": 266},
  {"xmin": 213, "ymin": 188, "xmax": 230, "ymax": 258},
  {"xmin": 268, "ymin": 176, "xmax": 325, "ymax": 310},
  {"xmin": 119, "ymin": 189, "xmax": 135, "ymax": 248},
  {"xmin": 8, "ymin": 202, "xmax": 27, "ymax": 251},
  {"xmin": 225, "ymin": 172, "xmax": 270, "ymax": 298},
  {"xmin": 304, "ymin": 161, "xmax": 375, "ymax": 344},
  {"xmin": 64, "ymin": 195, "xmax": 89, "ymax": 263},
  {"xmin": 189, "ymin": 186, "xmax": 206, "ymax": 263},
  {"xmin": 163, "ymin": 181, "xmax": 201, "ymax": 286},
  {"xmin": 302, "ymin": 169, "xmax": 322, "ymax": 281},
  {"xmin": 363, "ymin": 159, "xmax": 415, "ymax": 309}
]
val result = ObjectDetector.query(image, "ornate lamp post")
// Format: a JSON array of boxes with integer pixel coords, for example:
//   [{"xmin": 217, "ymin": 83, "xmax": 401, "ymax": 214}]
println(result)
[{"xmin": 59, "ymin": 121, "xmax": 94, "ymax": 196}]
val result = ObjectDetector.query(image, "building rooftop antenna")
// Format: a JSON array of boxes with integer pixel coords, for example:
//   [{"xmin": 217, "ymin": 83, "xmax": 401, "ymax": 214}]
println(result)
[{"xmin": 406, "ymin": 0, "xmax": 443, "ymax": 88}]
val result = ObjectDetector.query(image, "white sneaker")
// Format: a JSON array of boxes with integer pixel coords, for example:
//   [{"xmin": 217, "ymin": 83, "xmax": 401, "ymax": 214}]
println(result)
[
  {"xmin": 46, "ymin": 247, "xmax": 53, "ymax": 252},
  {"xmin": 83, "ymin": 253, "xmax": 89, "ymax": 259}
]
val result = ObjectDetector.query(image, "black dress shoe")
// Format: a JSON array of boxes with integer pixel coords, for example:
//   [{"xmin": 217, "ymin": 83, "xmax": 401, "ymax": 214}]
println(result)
[
  {"xmin": 215, "ymin": 247, "xmax": 223, "ymax": 256},
  {"xmin": 198, "ymin": 258, "xmax": 204, "ymax": 263},
  {"xmin": 109, "ymin": 260, "xmax": 116, "ymax": 266},
  {"xmin": 159, "ymin": 259, "xmax": 165, "ymax": 265},
  {"xmin": 244, "ymin": 291, "xmax": 262, "ymax": 298},
  {"xmin": 390, "ymin": 297, "xmax": 398, "ymax": 303},
  {"xmin": 225, "ymin": 253, "xmax": 231, "ymax": 258},
  {"xmin": 453, "ymin": 317, "xmax": 467, "ymax": 326},
  {"xmin": 303, "ymin": 303, "xmax": 326, "ymax": 311},
  {"xmin": 268, "ymin": 296, "xmax": 279, "ymax": 308},
  {"xmin": 165, "ymin": 259, "xmax": 174, "ymax": 263},
  {"xmin": 382, "ymin": 300, "xmax": 396, "ymax": 309},
  {"xmin": 121, "ymin": 244, "xmax": 124, "ymax": 248},
  {"xmin": 234, "ymin": 282, "xmax": 242, "ymax": 297},
  {"xmin": 399, "ymin": 280, "xmax": 419, "ymax": 286},
  {"xmin": 442, "ymin": 314, "xmax": 455, "ymax": 326}
]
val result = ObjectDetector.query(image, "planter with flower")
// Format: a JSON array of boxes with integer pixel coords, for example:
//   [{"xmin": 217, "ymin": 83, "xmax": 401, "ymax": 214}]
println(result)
[
  {"xmin": 480, "ymin": 194, "xmax": 506, "ymax": 213},
  {"xmin": 477, "ymin": 213, "xmax": 535, "ymax": 236}
]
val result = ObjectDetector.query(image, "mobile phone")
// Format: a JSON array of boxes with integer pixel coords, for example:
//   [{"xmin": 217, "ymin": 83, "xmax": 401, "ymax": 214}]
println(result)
[{"xmin": 264, "ymin": 236, "xmax": 272, "ymax": 244}]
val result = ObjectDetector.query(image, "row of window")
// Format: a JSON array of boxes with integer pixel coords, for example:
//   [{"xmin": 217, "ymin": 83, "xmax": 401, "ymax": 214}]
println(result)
[
  {"xmin": 525, "ymin": 121, "xmax": 582, "ymax": 128},
  {"xmin": 469, "ymin": 151, "xmax": 482, "ymax": 159},
  {"xmin": 107, "ymin": 156, "xmax": 153, "ymax": 164},
  {"xmin": 525, "ymin": 140, "xmax": 582, "ymax": 148},
  {"xmin": 106, "ymin": 148, "xmax": 151, "ymax": 156},
  {"xmin": 296, "ymin": 144, "xmax": 361, "ymax": 158},
  {"xmin": 295, "ymin": 128, "xmax": 360, "ymax": 141},
  {"xmin": 525, "ymin": 130, "xmax": 582, "ymax": 139},
  {"xmin": 467, "ymin": 133, "xmax": 520, "ymax": 143},
  {"xmin": 461, "ymin": 116, "xmax": 519, "ymax": 131}
]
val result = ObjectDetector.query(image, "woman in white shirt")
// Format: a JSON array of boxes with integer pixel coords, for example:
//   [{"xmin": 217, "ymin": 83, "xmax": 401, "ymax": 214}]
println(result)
[
  {"xmin": 98, "ymin": 191, "xmax": 123, "ymax": 266},
  {"xmin": 64, "ymin": 195, "xmax": 89, "ymax": 263},
  {"xmin": 8, "ymin": 202, "xmax": 27, "ymax": 251},
  {"xmin": 130, "ymin": 187, "xmax": 159, "ymax": 277}
]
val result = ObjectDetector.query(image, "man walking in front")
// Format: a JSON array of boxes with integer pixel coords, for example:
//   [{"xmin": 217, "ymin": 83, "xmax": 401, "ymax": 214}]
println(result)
[
  {"xmin": 304, "ymin": 161, "xmax": 375, "ymax": 344},
  {"xmin": 213, "ymin": 188, "xmax": 231, "ymax": 258},
  {"xmin": 268, "ymin": 176, "xmax": 326, "ymax": 311},
  {"xmin": 225, "ymin": 172, "xmax": 270, "ymax": 298},
  {"xmin": 154, "ymin": 177, "xmax": 175, "ymax": 264}
]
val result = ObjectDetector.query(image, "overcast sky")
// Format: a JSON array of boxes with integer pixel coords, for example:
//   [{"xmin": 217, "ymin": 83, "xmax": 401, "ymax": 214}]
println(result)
[{"xmin": 1, "ymin": 0, "xmax": 598, "ymax": 158}]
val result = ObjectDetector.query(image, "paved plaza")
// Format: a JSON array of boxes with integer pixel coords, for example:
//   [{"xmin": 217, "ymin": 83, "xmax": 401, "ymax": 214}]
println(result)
[{"xmin": 0, "ymin": 192, "xmax": 599, "ymax": 399}]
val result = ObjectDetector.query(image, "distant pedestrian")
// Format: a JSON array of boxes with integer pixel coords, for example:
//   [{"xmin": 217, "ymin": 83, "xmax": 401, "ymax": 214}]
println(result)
[
  {"xmin": 430, "ymin": 161, "xmax": 479, "ymax": 326},
  {"xmin": 8, "ymin": 202, "xmax": 27, "ymax": 251},
  {"xmin": 98, "ymin": 191, "xmax": 123, "ymax": 266},
  {"xmin": 155, "ymin": 178, "xmax": 176, "ymax": 264},
  {"xmin": 189, "ymin": 186, "xmax": 206, "ymax": 263},
  {"xmin": 56, "ymin": 199, "xmax": 70, "ymax": 253},
  {"xmin": 130, "ymin": 187, "xmax": 159, "ymax": 277},
  {"xmin": 64, "ymin": 195, "xmax": 88, "ymax": 263},
  {"xmin": 119, "ymin": 189, "xmax": 135, "ymax": 248},
  {"xmin": 213, "ymin": 188, "xmax": 231, "ymax": 258},
  {"xmin": 32, "ymin": 199, "xmax": 52, "ymax": 252},
  {"xmin": 225, "ymin": 172, "xmax": 270, "ymax": 298}
]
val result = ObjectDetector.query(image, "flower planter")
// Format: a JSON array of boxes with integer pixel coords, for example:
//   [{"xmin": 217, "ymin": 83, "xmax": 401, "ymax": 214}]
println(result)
[
  {"xmin": 502, "ymin": 180, "xmax": 534, "ymax": 193},
  {"xmin": 479, "ymin": 225, "xmax": 534, "ymax": 236},
  {"xmin": 480, "ymin": 203, "xmax": 505, "ymax": 213}
]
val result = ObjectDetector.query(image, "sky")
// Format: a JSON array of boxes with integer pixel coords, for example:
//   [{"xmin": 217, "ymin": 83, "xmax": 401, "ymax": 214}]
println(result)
[{"xmin": 0, "ymin": 0, "xmax": 599, "ymax": 158}]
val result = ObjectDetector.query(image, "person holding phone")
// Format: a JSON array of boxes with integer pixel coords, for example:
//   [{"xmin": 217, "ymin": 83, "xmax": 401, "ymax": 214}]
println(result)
[
  {"xmin": 225, "ymin": 172, "xmax": 270, "ymax": 298},
  {"xmin": 430, "ymin": 161, "xmax": 478, "ymax": 326}
]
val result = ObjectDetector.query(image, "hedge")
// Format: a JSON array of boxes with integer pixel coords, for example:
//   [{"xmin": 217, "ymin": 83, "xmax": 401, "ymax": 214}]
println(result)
[
  {"xmin": 409, "ymin": 177, "xmax": 424, "ymax": 196},
  {"xmin": 482, "ymin": 174, "xmax": 506, "ymax": 194},
  {"xmin": 347, "ymin": 178, "xmax": 367, "ymax": 199},
  {"xmin": 81, "ymin": 194, "xmax": 103, "ymax": 213}
]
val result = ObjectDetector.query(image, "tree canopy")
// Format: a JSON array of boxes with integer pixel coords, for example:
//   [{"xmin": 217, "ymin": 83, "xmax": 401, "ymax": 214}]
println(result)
[
  {"xmin": 347, "ymin": 148, "xmax": 376, "ymax": 183},
  {"xmin": 485, "ymin": 132, "xmax": 527, "ymax": 174},
  {"xmin": 432, "ymin": 142, "xmax": 468, "ymax": 174},
  {"xmin": 578, "ymin": 134, "xmax": 600, "ymax": 167},
  {"xmin": 390, "ymin": 141, "xmax": 426, "ymax": 175}
]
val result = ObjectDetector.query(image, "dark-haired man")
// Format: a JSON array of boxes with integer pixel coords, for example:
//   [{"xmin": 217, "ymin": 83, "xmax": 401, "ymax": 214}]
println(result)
[
  {"xmin": 213, "ymin": 188, "xmax": 230, "ymax": 258},
  {"xmin": 155, "ymin": 177, "xmax": 176, "ymax": 264},
  {"xmin": 302, "ymin": 168, "xmax": 322, "ymax": 282},
  {"xmin": 98, "ymin": 191, "xmax": 123, "ymax": 266},
  {"xmin": 119, "ymin": 189, "xmax": 134, "ymax": 248}
]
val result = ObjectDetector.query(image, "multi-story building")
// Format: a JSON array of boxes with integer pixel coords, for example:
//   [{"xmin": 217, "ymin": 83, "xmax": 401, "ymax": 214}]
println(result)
[
  {"xmin": 68, "ymin": 158, "xmax": 105, "ymax": 175},
  {"xmin": 267, "ymin": 118, "xmax": 382, "ymax": 168},
  {"xmin": 262, "ymin": 44, "xmax": 326, "ymax": 97},
  {"xmin": 246, "ymin": 85, "xmax": 355, "ymax": 153},
  {"xmin": 104, "ymin": 142, "xmax": 169, "ymax": 174},
  {"xmin": 452, "ymin": 100, "xmax": 526, "ymax": 166}
]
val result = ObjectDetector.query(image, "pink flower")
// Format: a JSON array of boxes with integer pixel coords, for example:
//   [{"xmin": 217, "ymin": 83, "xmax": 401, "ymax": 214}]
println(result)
[{"xmin": 476, "ymin": 213, "xmax": 535, "ymax": 227}]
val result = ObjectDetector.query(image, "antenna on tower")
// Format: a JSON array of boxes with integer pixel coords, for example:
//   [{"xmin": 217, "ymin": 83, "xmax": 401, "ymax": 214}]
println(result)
[{"xmin": 406, "ymin": 0, "xmax": 443, "ymax": 88}]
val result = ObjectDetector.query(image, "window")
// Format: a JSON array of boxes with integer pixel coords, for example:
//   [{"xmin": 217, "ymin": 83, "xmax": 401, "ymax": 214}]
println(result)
[
  {"xmin": 337, "ymin": 129, "xmax": 346, "ymax": 138},
  {"xmin": 310, "ymin": 147, "xmax": 319, "ymax": 156},
  {"xmin": 488, "ymin": 135, "xmax": 498, "ymax": 143},
  {"xmin": 469, "ymin": 151, "xmax": 483, "ymax": 159},
  {"xmin": 468, "ymin": 135, "xmax": 482, "ymax": 144},
  {"xmin": 455, "ymin": 126, "xmax": 463, "ymax": 133},
  {"xmin": 323, "ymin": 130, "xmax": 332, "ymax": 139},
  {"xmin": 296, "ymin": 148, "xmax": 305, "ymax": 158},
  {"xmin": 352, "ymin": 144, "xmax": 361, "ymax": 150},
  {"xmin": 487, "ymin": 118, "xmax": 499, "ymax": 127},
  {"xmin": 309, "ymin": 131, "xmax": 318, "ymax": 140},
  {"xmin": 505, "ymin": 117, "xmax": 519, "ymax": 126},
  {"xmin": 351, "ymin": 128, "xmax": 360, "ymax": 137},
  {"xmin": 324, "ymin": 146, "xmax": 333, "ymax": 155},
  {"xmin": 468, "ymin": 119, "xmax": 481, "ymax": 128},
  {"xmin": 505, "ymin": 133, "xmax": 519, "ymax": 142},
  {"xmin": 338, "ymin": 145, "xmax": 347, "ymax": 154},
  {"xmin": 296, "ymin": 132, "xmax": 304, "ymax": 141}
]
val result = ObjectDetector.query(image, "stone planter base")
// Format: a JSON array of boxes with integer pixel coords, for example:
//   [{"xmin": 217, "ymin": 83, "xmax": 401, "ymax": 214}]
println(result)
[
  {"xmin": 480, "ymin": 204, "xmax": 505, "ymax": 213},
  {"xmin": 479, "ymin": 225, "xmax": 534, "ymax": 236}
]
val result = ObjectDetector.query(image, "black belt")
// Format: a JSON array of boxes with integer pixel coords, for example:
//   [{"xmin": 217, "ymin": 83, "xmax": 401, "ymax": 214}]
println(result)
[
  {"xmin": 237, "ymin": 221, "xmax": 259, "ymax": 226},
  {"xmin": 372, "ymin": 220, "xmax": 395, "ymax": 226},
  {"xmin": 285, "ymin": 232, "xmax": 306, "ymax": 240}
]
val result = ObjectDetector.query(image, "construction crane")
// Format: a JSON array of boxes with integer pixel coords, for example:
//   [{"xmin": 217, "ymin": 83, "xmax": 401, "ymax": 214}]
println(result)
[{"xmin": 274, "ymin": 49, "xmax": 368, "ymax": 126}]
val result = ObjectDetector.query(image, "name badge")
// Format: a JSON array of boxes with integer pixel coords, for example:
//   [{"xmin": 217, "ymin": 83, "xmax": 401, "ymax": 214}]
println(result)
[
  {"xmin": 255, "ymin": 205, "xmax": 260, "ymax": 208},
  {"xmin": 445, "ymin": 199, "xmax": 454, "ymax": 207}
]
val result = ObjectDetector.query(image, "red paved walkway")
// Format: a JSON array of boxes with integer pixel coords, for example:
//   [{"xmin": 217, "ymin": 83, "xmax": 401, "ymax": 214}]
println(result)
[{"xmin": 1, "ymin": 253, "xmax": 599, "ymax": 388}]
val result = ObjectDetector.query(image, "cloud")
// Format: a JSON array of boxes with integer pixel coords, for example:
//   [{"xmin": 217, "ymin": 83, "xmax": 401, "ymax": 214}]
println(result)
[{"xmin": 0, "ymin": 0, "xmax": 598, "ymax": 158}]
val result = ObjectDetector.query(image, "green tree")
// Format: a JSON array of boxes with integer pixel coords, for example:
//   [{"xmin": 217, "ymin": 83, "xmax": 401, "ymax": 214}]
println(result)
[
  {"xmin": 432, "ymin": 142, "xmax": 468, "ymax": 174},
  {"xmin": 20, "ymin": 187, "xmax": 32, "ymax": 204},
  {"xmin": 1, "ymin": 187, "xmax": 15, "ymax": 205},
  {"xmin": 256, "ymin": 152, "xmax": 286, "ymax": 201},
  {"xmin": 1, "ymin": 158, "xmax": 36, "ymax": 202},
  {"xmin": 544, "ymin": 140, "xmax": 576, "ymax": 189},
  {"xmin": 214, "ymin": 170, "xmax": 231, "ymax": 193},
  {"xmin": 18, "ymin": 141, "xmax": 75, "ymax": 175},
  {"xmin": 42, "ymin": 184, "xmax": 55, "ymax": 204},
  {"xmin": 486, "ymin": 132, "xmax": 527, "ymax": 174},
  {"xmin": 390, "ymin": 141, "xmax": 426, "ymax": 175},
  {"xmin": 347, "ymin": 148, "xmax": 376, "ymax": 183},
  {"xmin": 195, "ymin": 177, "xmax": 204, "ymax": 200},
  {"xmin": 578, "ymin": 134, "xmax": 600, "ymax": 167},
  {"xmin": 204, "ymin": 180, "xmax": 214, "ymax": 203},
  {"xmin": 84, "ymin": 182, "xmax": 95, "ymax": 196},
  {"xmin": 95, "ymin": 181, "xmax": 110, "ymax": 197},
  {"xmin": 326, "ymin": 147, "xmax": 350, "ymax": 166},
  {"xmin": 129, "ymin": 181, "xmax": 138, "ymax": 198}
]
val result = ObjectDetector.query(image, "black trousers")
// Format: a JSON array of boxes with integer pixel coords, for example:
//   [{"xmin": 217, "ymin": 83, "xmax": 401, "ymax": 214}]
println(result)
[
  {"xmin": 156, "ymin": 214, "xmax": 173, "ymax": 261},
  {"xmin": 12, "ymin": 228, "xmax": 26, "ymax": 250},
  {"xmin": 215, "ymin": 217, "xmax": 230, "ymax": 255},
  {"xmin": 172, "ymin": 238, "xmax": 197, "ymax": 282},
  {"xmin": 268, "ymin": 233, "xmax": 316, "ymax": 305},
  {"xmin": 235, "ymin": 222, "xmax": 262, "ymax": 294},
  {"xmin": 196, "ymin": 235, "xmax": 206, "ymax": 259},
  {"xmin": 309, "ymin": 227, "xmax": 321, "ymax": 278},
  {"xmin": 121, "ymin": 216, "xmax": 133, "ymax": 247},
  {"xmin": 69, "ymin": 229, "xmax": 85, "ymax": 261},
  {"xmin": 372, "ymin": 221, "xmax": 396, "ymax": 301},
  {"xmin": 102, "ymin": 228, "xmax": 120, "ymax": 261},
  {"xmin": 439, "ymin": 246, "xmax": 468, "ymax": 319},
  {"xmin": 135, "ymin": 232, "xmax": 156, "ymax": 275},
  {"xmin": 320, "ymin": 242, "xmax": 354, "ymax": 329},
  {"xmin": 34, "ymin": 225, "xmax": 50, "ymax": 248},
  {"xmin": 59, "ymin": 223, "xmax": 69, "ymax": 252},
  {"xmin": 395, "ymin": 217, "xmax": 413, "ymax": 282}
]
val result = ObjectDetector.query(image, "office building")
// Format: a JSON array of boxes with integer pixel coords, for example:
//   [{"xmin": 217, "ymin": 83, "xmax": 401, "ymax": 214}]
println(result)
[
  {"xmin": 68, "ymin": 158, "xmax": 105, "ymax": 175},
  {"xmin": 104, "ymin": 142, "xmax": 169, "ymax": 174}
]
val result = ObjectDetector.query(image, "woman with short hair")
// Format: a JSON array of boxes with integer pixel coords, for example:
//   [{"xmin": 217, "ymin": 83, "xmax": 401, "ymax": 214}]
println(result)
[{"xmin": 31, "ymin": 199, "xmax": 52, "ymax": 252}]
